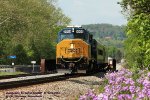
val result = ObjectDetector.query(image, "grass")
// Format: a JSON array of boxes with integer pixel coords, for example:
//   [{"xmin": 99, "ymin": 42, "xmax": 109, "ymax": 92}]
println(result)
[
  {"xmin": 99, "ymin": 78, "xmax": 108, "ymax": 93},
  {"xmin": 0, "ymin": 72, "xmax": 27, "ymax": 76}
]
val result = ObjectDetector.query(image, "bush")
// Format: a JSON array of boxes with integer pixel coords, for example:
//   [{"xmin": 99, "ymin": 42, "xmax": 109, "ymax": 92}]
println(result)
[{"xmin": 79, "ymin": 68, "xmax": 150, "ymax": 100}]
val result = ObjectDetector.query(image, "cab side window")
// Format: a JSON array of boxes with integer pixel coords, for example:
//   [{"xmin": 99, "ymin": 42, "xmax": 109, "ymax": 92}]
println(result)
[{"xmin": 98, "ymin": 49, "xmax": 103, "ymax": 55}]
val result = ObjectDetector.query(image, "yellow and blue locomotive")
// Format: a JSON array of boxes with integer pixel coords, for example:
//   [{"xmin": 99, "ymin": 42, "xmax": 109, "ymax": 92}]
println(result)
[
  {"xmin": 40, "ymin": 26, "xmax": 115, "ymax": 74},
  {"xmin": 56, "ymin": 26, "xmax": 108, "ymax": 73}
]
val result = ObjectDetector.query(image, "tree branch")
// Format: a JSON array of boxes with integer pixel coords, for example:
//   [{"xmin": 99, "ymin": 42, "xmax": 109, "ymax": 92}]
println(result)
[{"xmin": 0, "ymin": 17, "xmax": 10, "ymax": 25}]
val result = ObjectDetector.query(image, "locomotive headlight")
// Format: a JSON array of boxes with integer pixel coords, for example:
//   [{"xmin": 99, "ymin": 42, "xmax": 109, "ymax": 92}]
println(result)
[{"xmin": 70, "ymin": 43, "xmax": 74, "ymax": 49}]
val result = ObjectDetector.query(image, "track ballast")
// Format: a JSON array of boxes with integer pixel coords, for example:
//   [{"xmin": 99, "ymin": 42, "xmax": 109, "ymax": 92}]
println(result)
[{"xmin": 0, "ymin": 73, "xmax": 86, "ymax": 90}]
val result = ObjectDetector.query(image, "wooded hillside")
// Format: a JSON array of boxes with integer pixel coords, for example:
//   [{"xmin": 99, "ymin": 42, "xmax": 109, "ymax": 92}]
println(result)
[
  {"xmin": 83, "ymin": 24, "xmax": 126, "ymax": 40},
  {"xmin": 82, "ymin": 24, "xmax": 126, "ymax": 62}
]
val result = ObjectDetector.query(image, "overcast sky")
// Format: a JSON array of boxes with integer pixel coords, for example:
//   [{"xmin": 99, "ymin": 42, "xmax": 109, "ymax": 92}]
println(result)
[{"xmin": 57, "ymin": 0, "xmax": 127, "ymax": 26}]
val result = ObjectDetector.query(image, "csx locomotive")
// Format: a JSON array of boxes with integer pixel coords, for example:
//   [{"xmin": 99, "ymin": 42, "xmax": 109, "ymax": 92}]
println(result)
[{"xmin": 40, "ymin": 26, "xmax": 116, "ymax": 74}]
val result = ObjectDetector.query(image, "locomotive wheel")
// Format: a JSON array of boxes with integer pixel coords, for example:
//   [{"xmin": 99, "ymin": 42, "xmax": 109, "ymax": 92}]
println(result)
[
  {"xmin": 86, "ymin": 63, "xmax": 92, "ymax": 74},
  {"xmin": 86, "ymin": 61, "xmax": 96, "ymax": 74},
  {"xmin": 89, "ymin": 61, "xmax": 96, "ymax": 70},
  {"xmin": 99, "ymin": 64, "xmax": 106, "ymax": 72},
  {"xmin": 90, "ymin": 62, "xmax": 94, "ymax": 71},
  {"xmin": 91, "ymin": 63, "xmax": 94, "ymax": 70}
]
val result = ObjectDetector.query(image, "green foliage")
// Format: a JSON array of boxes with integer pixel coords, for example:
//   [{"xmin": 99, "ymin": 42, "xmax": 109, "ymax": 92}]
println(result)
[
  {"xmin": 119, "ymin": 0, "xmax": 150, "ymax": 15},
  {"xmin": 0, "ymin": 72, "xmax": 27, "ymax": 76},
  {"xmin": 107, "ymin": 46, "xmax": 123, "ymax": 62},
  {"xmin": 27, "ymin": 40, "xmax": 41, "ymax": 63},
  {"xmin": 82, "ymin": 24, "xmax": 126, "ymax": 62},
  {"xmin": 99, "ymin": 79, "xmax": 108, "ymax": 93},
  {"xmin": 12, "ymin": 44, "xmax": 28, "ymax": 64},
  {"xmin": 0, "ymin": 0, "xmax": 71, "ymax": 64},
  {"xmin": 119, "ymin": 0, "xmax": 150, "ymax": 69}
]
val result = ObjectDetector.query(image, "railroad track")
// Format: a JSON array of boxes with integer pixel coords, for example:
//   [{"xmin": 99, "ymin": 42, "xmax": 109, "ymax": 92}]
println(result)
[
  {"xmin": 0, "ymin": 73, "xmax": 53, "ymax": 80},
  {"xmin": 0, "ymin": 71, "xmax": 58, "ymax": 80},
  {"xmin": 0, "ymin": 74, "xmax": 36, "ymax": 80},
  {"xmin": 0, "ymin": 69, "xmax": 103, "ymax": 90},
  {"xmin": 0, "ymin": 73, "xmax": 86, "ymax": 90}
]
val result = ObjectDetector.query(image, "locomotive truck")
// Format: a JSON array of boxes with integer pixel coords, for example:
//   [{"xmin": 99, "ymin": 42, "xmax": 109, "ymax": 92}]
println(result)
[{"xmin": 40, "ymin": 26, "xmax": 116, "ymax": 74}]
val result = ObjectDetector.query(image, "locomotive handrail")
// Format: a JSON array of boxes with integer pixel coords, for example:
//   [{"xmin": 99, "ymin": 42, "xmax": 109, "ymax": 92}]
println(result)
[{"xmin": 61, "ymin": 55, "xmax": 83, "ymax": 63}]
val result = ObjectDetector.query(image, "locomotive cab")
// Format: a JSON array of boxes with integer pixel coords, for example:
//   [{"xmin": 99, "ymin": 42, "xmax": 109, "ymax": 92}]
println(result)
[{"xmin": 56, "ymin": 26, "xmax": 91, "ymax": 73}]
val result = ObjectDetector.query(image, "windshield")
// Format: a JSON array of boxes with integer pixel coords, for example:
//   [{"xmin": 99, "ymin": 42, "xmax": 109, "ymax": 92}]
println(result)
[
  {"xmin": 60, "ymin": 33, "xmax": 74, "ymax": 40},
  {"xmin": 57, "ymin": 28, "xmax": 89, "ymax": 43},
  {"xmin": 74, "ymin": 33, "xmax": 85, "ymax": 39}
]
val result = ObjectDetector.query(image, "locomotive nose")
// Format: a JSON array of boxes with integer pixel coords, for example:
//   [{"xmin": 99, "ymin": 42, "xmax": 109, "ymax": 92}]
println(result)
[
  {"xmin": 56, "ymin": 39, "xmax": 90, "ymax": 62},
  {"xmin": 56, "ymin": 39, "xmax": 90, "ymax": 73}
]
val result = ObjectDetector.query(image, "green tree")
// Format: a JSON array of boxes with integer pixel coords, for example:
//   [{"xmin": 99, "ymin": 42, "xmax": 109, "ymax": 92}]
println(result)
[
  {"xmin": 119, "ymin": 0, "xmax": 150, "ymax": 69},
  {"xmin": 27, "ymin": 40, "xmax": 41, "ymax": 63},
  {"xmin": 12, "ymin": 44, "xmax": 28, "ymax": 64},
  {"xmin": 0, "ymin": 0, "xmax": 71, "ymax": 64},
  {"xmin": 107, "ymin": 46, "xmax": 122, "ymax": 62}
]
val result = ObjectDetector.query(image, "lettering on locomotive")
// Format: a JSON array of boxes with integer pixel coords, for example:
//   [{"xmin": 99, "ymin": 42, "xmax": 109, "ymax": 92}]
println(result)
[{"xmin": 67, "ymin": 48, "xmax": 80, "ymax": 54}]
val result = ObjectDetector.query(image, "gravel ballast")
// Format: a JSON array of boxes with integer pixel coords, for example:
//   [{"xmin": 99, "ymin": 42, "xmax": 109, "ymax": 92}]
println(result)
[{"xmin": 0, "ymin": 73, "xmax": 105, "ymax": 100}]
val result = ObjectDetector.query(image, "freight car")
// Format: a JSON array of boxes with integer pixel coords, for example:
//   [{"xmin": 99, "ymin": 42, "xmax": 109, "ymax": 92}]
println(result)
[{"xmin": 40, "ymin": 26, "xmax": 116, "ymax": 74}]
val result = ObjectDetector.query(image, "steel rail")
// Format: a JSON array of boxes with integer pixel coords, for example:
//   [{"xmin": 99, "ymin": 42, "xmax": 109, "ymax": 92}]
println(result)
[
  {"xmin": 0, "ymin": 70, "xmax": 102, "ymax": 90},
  {"xmin": 0, "ymin": 73, "xmax": 85, "ymax": 90}
]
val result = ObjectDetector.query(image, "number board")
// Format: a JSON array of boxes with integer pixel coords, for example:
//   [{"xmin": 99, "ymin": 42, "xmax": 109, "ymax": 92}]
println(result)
[
  {"xmin": 62, "ymin": 29, "xmax": 84, "ymax": 34},
  {"xmin": 63, "ymin": 29, "xmax": 71, "ymax": 33},
  {"xmin": 75, "ymin": 29, "xmax": 84, "ymax": 33}
]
